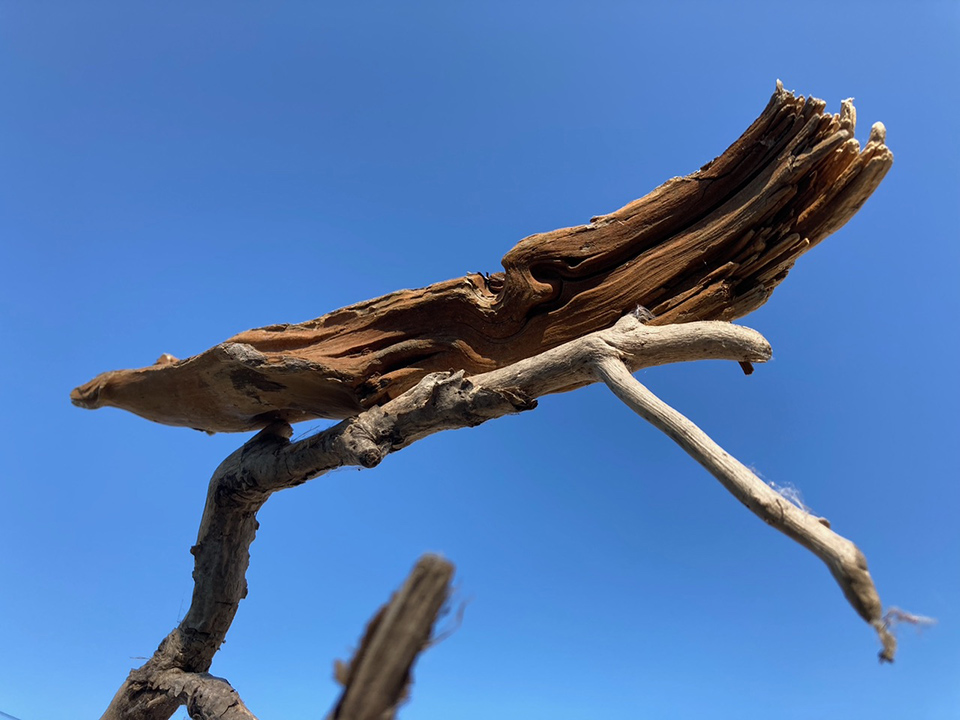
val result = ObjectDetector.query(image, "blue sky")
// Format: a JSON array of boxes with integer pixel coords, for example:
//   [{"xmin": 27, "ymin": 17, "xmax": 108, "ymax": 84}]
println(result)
[{"xmin": 1, "ymin": 2, "xmax": 958, "ymax": 719}]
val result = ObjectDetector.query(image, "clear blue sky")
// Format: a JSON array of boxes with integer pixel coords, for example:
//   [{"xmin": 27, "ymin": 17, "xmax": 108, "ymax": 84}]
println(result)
[{"xmin": 2, "ymin": 2, "xmax": 958, "ymax": 719}]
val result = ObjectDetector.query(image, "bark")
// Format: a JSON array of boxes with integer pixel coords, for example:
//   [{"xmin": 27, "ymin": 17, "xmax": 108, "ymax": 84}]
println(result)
[
  {"xmin": 151, "ymin": 672, "xmax": 255, "ymax": 720},
  {"xmin": 71, "ymin": 84, "xmax": 892, "ymax": 433}
]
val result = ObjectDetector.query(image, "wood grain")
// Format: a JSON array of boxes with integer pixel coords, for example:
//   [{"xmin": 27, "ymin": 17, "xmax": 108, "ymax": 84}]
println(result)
[{"xmin": 71, "ymin": 84, "xmax": 892, "ymax": 432}]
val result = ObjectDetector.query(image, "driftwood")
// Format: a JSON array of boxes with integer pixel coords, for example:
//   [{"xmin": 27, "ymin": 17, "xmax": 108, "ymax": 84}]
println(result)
[
  {"xmin": 97, "ymin": 315, "xmax": 898, "ymax": 719},
  {"xmin": 71, "ymin": 83, "xmax": 892, "ymax": 433},
  {"xmin": 82, "ymin": 86, "xmax": 907, "ymax": 718}
]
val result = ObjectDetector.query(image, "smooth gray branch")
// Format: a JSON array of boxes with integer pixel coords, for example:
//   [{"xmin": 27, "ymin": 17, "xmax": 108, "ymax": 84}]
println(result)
[{"xmin": 594, "ymin": 355, "xmax": 896, "ymax": 661}]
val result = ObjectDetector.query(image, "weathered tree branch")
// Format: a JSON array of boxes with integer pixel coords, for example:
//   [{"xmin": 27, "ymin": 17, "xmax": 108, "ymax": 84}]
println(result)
[
  {"xmin": 593, "ymin": 356, "xmax": 896, "ymax": 662},
  {"xmin": 226, "ymin": 316, "xmax": 772, "ymax": 490},
  {"xmin": 100, "ymin": 316, "xmax": 773, "ymax": 719},
  {"xmin": 71, "ymin": 84, "xmax": 892, "ymax": 433},
  {"xmin": 330, "ymin": 554, "xmax": 455, "ymax": 720},
  {"xmin": 102, "ymin": 669, "xmax": 256, "ymax": 720},
  {"xmin": 86, "ymin": 84, "xmax": 901, "ymax": 718},
  {"xmin": 156, "ymin": 671, "xmax": 256, "ymax": 720}
]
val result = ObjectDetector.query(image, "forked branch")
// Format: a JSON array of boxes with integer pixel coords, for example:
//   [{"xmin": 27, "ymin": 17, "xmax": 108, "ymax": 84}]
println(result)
[
  {"xmin": 83, "ymin": 85, "xmax": 903, "ymax": 719},
  {"xmin": 100, "ymin": 314, "xmax": 897, "ymax": 719},
  {"xmin": 99, "ymin": 317, "xmax": 773, "ymax": 720}
]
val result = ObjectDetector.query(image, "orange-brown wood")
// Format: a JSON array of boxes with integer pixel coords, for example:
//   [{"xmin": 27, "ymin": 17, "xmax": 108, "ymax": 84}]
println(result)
[{"xmin": 71, "ymin": 85, "xmax": 892, "ymax": 432}]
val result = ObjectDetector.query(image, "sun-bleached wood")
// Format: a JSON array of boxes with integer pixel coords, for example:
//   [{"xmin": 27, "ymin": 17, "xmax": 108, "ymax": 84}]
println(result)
[
  {"xmin": 99, "ymin": 317, "xmax": 780, "ymax": 720},
  {"xmin": 594, "ymin": 356, "xmax": 896, "ymax": 662},
  {"xmin": 154, "ymin": 671, "xmax": 255, "ymax": 720},
  {"xmin": 98, "ymin": 315, "xmax": 899, "ymax": 719},
  {"xmin": 71, "ymin": 84, "xmax": 893, "ymax": 433}
]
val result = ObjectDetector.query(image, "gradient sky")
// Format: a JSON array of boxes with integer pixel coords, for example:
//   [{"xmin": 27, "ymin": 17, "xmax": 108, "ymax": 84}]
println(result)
[{"xmin": 2, "ymin": 2, "xmax": 958, "ymax": 719}]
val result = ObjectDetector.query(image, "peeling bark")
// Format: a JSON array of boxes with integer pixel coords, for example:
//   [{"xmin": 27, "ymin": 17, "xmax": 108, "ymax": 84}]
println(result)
[{"xmin": 71, "ymin": 84, "xmax": 892, "ymax": 433}]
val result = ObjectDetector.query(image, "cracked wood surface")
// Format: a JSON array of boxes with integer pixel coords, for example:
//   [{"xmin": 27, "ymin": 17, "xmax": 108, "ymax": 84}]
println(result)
[{"xmin": 70, "ymin": 83, "xmax": 892, "ymax": 433}]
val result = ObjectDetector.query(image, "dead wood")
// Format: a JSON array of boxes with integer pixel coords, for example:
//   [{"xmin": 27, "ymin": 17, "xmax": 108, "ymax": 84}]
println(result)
[
  {"xmin": 594, "ymin": 355, "xmax": 897, "ymax": 662},
  {"xmin": 98, "ymin": 317, "xmax": 772, "ymax": 720},
  {"xmin": 153, "ymin": 671, "xmax": 255, "ymax": 720},
  {"xmin": 329, "ymin": 554, "xmax": 454, "ymax": 720},
  {"xmin": 71, "ymin": 83, "xmax": 892, "ymax": 433}
]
